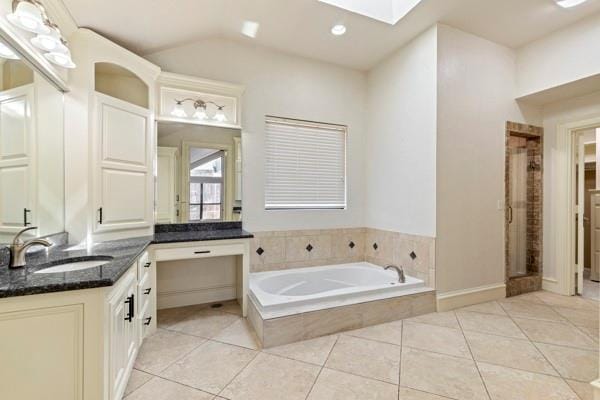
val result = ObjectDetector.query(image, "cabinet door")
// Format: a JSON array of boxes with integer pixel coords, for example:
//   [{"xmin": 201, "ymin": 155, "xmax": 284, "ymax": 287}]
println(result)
[
  {"xmin": 156, "ymin": 147, "xmax": 177, "ymax": 223},
  {"xmin": 93, "ymin": 93, "xmax": 153, "ymax": 233},
  {"xmin": 108, "ymin": 270, "xmax": 138, "ymax": 400},
  {"xmin": 0, "ymin": 85, "xmax": 35, "ymax": 235}
]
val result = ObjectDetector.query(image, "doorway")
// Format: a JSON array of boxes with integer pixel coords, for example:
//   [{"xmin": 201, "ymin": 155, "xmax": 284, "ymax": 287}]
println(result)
[
  {"xmin": 575, "ymin": 127, "xmax": 600, "ymax": 300},
  {"xmin": 505, "ymin": 122, "xmax": 544, "ymax": 297}
]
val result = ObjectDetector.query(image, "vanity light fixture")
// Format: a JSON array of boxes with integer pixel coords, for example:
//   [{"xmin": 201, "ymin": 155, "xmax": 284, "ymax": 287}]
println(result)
[
  {"xmin": 7, "ymin": 0, "xmax": 76, "ymax": 68},
  {"xmin": 554, "ymin": 0, "xmax": 589, "ymax": 7},
  {"xmin": 7, "ymin": 0, "xmax": 49, "ymax": 34},
  {"xmin": 331, "ymin": 24, "xmax": 347, "ymax": 36},
  {"xmin": 171, "ymin": 98, "xmax": 227, "ymax": 122},
  {"xmin": 0, "ymin": 42, "xmax": 20, "ymax": 59}
]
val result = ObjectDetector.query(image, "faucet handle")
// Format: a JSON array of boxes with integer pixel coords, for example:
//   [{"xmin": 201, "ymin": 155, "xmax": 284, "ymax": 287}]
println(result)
[{"xmin": 12, "ymin": 226, "xmax": 38, "ymax": 246}]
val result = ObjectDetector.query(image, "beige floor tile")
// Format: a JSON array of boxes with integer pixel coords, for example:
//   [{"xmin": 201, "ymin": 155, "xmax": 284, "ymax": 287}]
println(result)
[
  {"xmin": 457, "ymin": 311, "xmax": 527, "ymax": 339},
  {"xmin": 157, "ymin": 305, "xmax": 199, "ymax": 328},
  {"xmin": 220, "ymin": 353, "xmax": 320, "ymax": 400},
  {"xmin": 552, "ymin": 306, "xmax": 599, "ymax": 328},
  {"xmin": 134, "ymin": 329, "xmax": 205, "ymax": 374},
  {"xmin": 460, "ymin": 301, "xmax": 507, "ymax": 316},
  {"xmin": 264, "ymin": 334, "xmax": 338, "ymax": 366},
  {"xmin": 124, "ymin": 377, "xmax": 213, "ymax": 400},
  {"xmin": 159, "ymin": 340, "xmax": 257, "ymax": 395},
  {"xmin": 325, "ymin": 335, "xmax": 401, "ymax": 384},
  {"xmin": 499, "ymin": 300, "xmax": 565, "ymax": 322},
  {"xmin": 566, "ymin": 379, "xmax": 594, "ymax": 400},
  {"xmin": 478, "ymin": 362, "xmax": 578, "ymax": 400},
  {"xmin": 503, "ymin": 292, "xmax": 547, "ymax": 304},
  {"xmin": 578, "ymin": 325, "xmax": 599, "ymax": 342},
  {"xmin": 403, "ymin": 321, "xmax": 471, "ymax": 359},
  {"xmin": 536, "ymin": 343, "xmax": 599, "ymax": 382},
  {"xmin": 219, "ymin": 300, "xmax": 242, "ymax": 316},
  {"xmin": 400, "ymin": 347, "xmax": 488, "ymax": 400},
  {"xmin": 124, "ymin": 369, "xmax": 153, "ymax": 396},
  {"xmin": 168, "ymin": 309, "xmax": 240, "ymax": 338},
  {"xmin": 213, "ymin": 319, "xmax": 261, "ymax": 350},
  {"xmin": 307, "ymin": 368, "xmax": 398, "ymax": 400},
  {"xmin": 534, "ymin": 291, "xmax": 596, "ymax": 310},
  {"xmin": 398, "ymin": 387, "xmax": 452, "ymax": 399},
  {"xmin": 345, "ymin": 320, "xmax": 403, "ymax": 346},
  {"xmin": 464, "ymin": 331, "xmax": 557, "ymax": 376},
  {"xmin": 405, "ymin": 311, "xmax": 460, "ymax": 329},
  {"xmin": 513, "ymin": 318, "xmax": 598, "ymax": 350}
]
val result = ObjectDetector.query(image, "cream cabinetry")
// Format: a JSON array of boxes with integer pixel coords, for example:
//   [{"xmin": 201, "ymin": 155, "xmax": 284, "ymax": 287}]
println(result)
[
  {"xmin": 233, "ymin": 136, "xmax": 242, "ymax": 202},
  {"xmin": 0, "ymin": 250, "xmax": 156, "ymax": 400},
  {"xmin": 156, "ymin": 147, "xmax": 178, "ymax": 223},
  {"xmin": 93, "ymin": 93, "xmax": 154, "ymax": 235}
]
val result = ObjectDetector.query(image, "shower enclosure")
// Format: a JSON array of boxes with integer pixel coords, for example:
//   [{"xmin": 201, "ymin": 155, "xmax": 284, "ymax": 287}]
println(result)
[{"xmin": 505, "ymin": 122, "xmax": 543, "ymax": 297}]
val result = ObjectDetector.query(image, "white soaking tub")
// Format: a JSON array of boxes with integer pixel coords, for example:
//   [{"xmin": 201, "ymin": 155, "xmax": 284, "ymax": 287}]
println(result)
[{"xmin": 249, "ymin": 262, "xmax": 427, "ymax": 318}]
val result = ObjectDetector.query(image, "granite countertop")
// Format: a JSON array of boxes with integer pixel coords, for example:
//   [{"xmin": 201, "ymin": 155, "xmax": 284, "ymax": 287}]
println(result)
[{"xmin": 0, "ymin": 223, "xmax": 253, "ymax": 299}]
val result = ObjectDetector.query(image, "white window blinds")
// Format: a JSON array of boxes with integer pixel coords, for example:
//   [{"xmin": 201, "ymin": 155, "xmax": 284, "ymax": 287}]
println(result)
[{"xmin": 265, "ymin": 116, "xmax": 347, "ymax": 209}]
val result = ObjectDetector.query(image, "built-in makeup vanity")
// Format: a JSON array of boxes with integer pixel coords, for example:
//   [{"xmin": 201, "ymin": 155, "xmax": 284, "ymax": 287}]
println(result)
[{"xmin": 0, "ymin": 7, "xmax": 251, "ymax": 399}]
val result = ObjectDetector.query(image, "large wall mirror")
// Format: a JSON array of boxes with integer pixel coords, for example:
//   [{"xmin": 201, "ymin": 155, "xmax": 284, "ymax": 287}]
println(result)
[
  {"xmin": 0, "ymin": 37, "xmax": 65, "ymax": 242},
  {"xmin": 157, "ymin": 121, "xmax": 242, "ymax": 224}
]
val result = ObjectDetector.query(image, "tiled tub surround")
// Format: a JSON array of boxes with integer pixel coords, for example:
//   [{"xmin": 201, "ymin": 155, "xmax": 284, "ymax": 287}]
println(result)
[{"xmin": 250, "ymin": 228, "xmax": 435, "ymax": 288}]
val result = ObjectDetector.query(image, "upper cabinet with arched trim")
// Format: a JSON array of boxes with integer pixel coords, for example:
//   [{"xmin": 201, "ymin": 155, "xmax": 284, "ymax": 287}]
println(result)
[{"xmin": 95, "ymin": 62, "xmax": 149, "ymax": 109}]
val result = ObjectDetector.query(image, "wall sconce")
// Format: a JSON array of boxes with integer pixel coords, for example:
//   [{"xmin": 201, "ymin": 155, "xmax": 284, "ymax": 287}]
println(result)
[
  {"xmin": 6, "ymin": 0, "xmax": 76, "ymax": 68},
  {"xmin": 171, "ymin": 98, "xmax": 228, "ymax": 123}
]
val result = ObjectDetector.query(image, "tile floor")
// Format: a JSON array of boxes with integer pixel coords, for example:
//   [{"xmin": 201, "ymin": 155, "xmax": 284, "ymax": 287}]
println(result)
[{"xmin": 125, "ymin": 291, "xmax": 599, "ymax": 400}]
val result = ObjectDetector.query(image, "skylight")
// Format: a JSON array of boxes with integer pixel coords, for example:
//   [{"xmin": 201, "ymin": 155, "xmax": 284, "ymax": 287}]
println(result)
[{"xmin": 318, "ymin": 0, "xmax": 423, "ymax": 25}]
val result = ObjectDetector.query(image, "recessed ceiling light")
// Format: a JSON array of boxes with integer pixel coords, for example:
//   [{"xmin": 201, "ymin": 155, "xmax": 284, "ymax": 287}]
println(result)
[
  {"xmin": 242, "ymin": 21, "xmax": 260, "ymax": 38},
  {"xmin": 331, "ymin": 24, "xmax": 346, "ymax": 36},
  {"xmin": 554, "ymin": 0, "xmax": 589, "ymax": 8}
]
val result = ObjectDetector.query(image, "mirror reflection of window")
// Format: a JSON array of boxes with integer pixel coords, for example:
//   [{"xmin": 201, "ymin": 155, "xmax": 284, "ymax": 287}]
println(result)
[{"xmin": 189, "ymin": 148, "xmax": 224, "ymax": 221}]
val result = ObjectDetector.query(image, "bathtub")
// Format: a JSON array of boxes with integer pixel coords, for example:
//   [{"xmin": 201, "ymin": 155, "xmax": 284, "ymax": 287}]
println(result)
[{"xmin": 249, "ymin": 262, "xmax": 427, "ymax": 318}]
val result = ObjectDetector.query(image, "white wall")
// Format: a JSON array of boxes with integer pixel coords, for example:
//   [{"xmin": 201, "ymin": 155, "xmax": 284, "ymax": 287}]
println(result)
[
  {"xmin": 541, "ymin": 91, "xmax": 600, "ymax": 282},
  {"xmin": 436, "ymin": 24, "xmax": 541, "ymax": 294},
  {"xmin": 517, "ymin": 12, "xmax": 600, "ymax": 98},
  {"xmin": 145, "ymin": 38, "xmax": 367, "ymax": 233},
  {"xmin": 365, "ymin": 26, "xmax": 438, "ymax": 237}
]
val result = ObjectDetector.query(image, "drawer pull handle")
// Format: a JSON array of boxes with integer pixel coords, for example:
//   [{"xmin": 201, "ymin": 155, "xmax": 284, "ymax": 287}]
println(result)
[
  {"xmin": 144, "ymin": 316, "xmax": 152, "ymax": 326},
  {"xmin": 144, "ymin": 262, "xmax": 151, "ymax": 268},
  {"xmin": 144, "ymin": 288, "xmax": 152, "ymax": 295},
  {"xmin": 124, "ymin": 294, "xmax": 134, "ymax": 322},
  {"xmin": 194, "ymin": 250, "xmax": 211, "ymax": 254}
]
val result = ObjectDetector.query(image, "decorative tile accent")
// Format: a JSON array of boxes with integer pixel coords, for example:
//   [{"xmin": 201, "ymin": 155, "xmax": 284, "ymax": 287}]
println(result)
[
  {"xmin": 256, "ymin": 247, "xmax": 264, "ymax": 256},
  {"xmin": 410, "ymin": 251, "xmax": 417, "ymax": 260},
  {"xmin": 306, "ymin": 244, "xmax": 313, "ymax": 252},
  {"xmin": 349, "ymin": 241, "xmax": 355, "ymax": 249},
  {"xmin": 373, "ymin": 243, "xmax": 378, "ymax": 250}
]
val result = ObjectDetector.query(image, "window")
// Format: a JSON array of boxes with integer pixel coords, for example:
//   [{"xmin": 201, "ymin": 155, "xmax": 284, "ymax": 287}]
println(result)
[
  {"xmin": 265, "ymin": 116, "xmax": 347, "ymax": 209},
  {"xmin": 189, "ymin": 149, "xmax": 224, "ymax": 221}
]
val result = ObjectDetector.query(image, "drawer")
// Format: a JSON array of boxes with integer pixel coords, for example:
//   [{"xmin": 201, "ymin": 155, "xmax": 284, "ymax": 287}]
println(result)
[
  {"xmin": 154, "ymin": 243, "xmax": 245, "ymax": 262},
  {"xmin": 137, "ymin": 272, "xmax": 153, "ymax": 313},
  {"xmin": 137, "ymin": 251, "xmax": 151, "ymax": 281}
]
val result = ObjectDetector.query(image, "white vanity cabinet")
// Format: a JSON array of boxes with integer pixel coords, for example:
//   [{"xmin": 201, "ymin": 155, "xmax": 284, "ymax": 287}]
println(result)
[
  {"xmin": 92, "ymin": 92, "xmax": 154, "ymax": 235},
  {"xmin": 0, "ymin": 250, "xmax": 157, "ymax": 400}
]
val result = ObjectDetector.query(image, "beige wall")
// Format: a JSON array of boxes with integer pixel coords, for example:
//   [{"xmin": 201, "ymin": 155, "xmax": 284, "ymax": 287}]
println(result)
[{"xmin": 435, "ymin": 24, "xmax": 541, "ymax": 294}]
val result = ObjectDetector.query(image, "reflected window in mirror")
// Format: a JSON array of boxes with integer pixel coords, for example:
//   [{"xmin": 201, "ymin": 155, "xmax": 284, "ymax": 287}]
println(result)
[{"xmin": 190, "ymin": 149, "xmax": 224, "ymax": 221}]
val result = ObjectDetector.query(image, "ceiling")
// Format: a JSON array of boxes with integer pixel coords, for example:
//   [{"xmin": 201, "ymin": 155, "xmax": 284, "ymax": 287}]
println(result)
[{"xmin": 61, "ymin": 0, "xmax": 600, "ymax": 71}]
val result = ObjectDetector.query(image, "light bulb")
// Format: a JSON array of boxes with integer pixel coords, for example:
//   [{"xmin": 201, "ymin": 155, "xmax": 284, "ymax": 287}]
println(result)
[
  {"xmin": 7, "ymin": 1, "xmax": 50, "ymax": 34},
  {"xmin": 331, "ymin": 24, "xmax": 346, "ymax": 36},
  {"xmin": 555, "ymin": 0, "xmax": 588, "ymax": 7},
  {"xmin": 44, "ymin": 48, "xmax": 76, "ymax": 68},
  {"xmin": 193, "ymin": 107, "xmax": 208, "ymax": 120},
  {"xmin": 0, "ymin": 42, "xmax": 19, "ymax": 60},
  {"xmin": 31, "ymin": 28, "xmax": 67, "ymax": 53},
  {"xmin": 213, "ymin": 108, "xmax": 227, "ymax": 123},
  {"xmin": 171, "ymin": 102, "xmax": 187, "ymax": 118}
]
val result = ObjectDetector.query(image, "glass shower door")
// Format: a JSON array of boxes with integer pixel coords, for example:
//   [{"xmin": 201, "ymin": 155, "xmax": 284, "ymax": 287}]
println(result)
[{"xmin": 508, "ymin": 145, "xmax": 528, "ymax": 277}]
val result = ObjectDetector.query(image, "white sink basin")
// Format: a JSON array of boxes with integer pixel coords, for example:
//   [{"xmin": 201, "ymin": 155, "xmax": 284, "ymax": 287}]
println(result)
[{"xmin": 35, "ymin": 259, "xmax": 112, "ymax": 274}]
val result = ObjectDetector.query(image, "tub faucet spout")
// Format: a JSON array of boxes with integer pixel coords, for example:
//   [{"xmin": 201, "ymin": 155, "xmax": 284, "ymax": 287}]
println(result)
[{"xmin": 384, "ymin": 265, "xmax": 405, "ymax": 283}]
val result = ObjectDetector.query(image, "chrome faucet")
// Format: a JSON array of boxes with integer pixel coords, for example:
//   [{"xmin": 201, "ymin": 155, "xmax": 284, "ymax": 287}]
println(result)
[
  {"xmin": 384, "ymin": 265, "xmax": 406, "ymax": 283},
  {"xmin": 9, "ymin": 227, "xmax": 52, "ymax": 268}
]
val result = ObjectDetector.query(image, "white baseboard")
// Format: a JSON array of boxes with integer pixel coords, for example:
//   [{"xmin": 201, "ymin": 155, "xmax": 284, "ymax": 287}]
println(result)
[
  {"xmin": 436, "ymin": 283, "xmax": 506, "ymax": 311},
  {"xmin": 157, "ymin": 285, "xmax": 236, "ymax": 310},
  {"xmin": 541, "ymin": 277, "xmax": 562, "ymax": 294}
]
